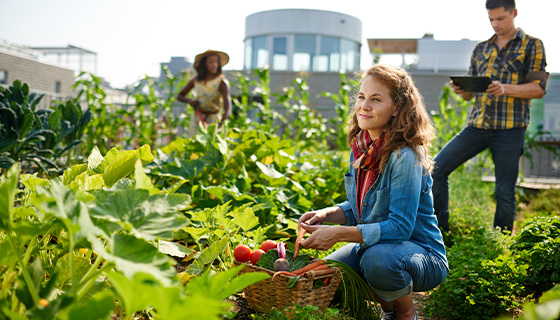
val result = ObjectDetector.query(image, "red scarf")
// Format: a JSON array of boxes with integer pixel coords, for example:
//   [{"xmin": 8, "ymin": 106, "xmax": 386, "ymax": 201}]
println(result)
[{"xmin": 352, "ymin": 130, "xmax": 385, "ymax": 222}]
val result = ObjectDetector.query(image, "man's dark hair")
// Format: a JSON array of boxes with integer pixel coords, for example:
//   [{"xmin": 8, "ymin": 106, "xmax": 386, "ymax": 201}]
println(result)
[{"xmin": 486, "ymin": 0, "xmax": 516, "ymax": 11}]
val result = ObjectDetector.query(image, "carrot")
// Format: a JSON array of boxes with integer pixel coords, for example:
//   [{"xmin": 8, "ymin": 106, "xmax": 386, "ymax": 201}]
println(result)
[
  {"xmin": 291, "ymin": 259, "xmax": 325, "ymax": 275},
  {"xmin": 292, "ymin": 227, "xmax": 307, "ymax": 260},
  {"xmin": 272, "ymin": 271, "xmax": 298, "ymax": 281}
]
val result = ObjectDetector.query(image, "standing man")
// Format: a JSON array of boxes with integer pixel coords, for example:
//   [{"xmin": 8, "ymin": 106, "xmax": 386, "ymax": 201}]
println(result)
[{"xmin": 432, "ymin": 0, "xmax": 548, "ymax": 233}]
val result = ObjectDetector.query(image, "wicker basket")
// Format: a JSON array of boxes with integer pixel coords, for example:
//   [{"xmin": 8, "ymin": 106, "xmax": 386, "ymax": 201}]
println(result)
[{"xmin": 235, "ymin": 261, "xmax": 342, "ymax": 312}]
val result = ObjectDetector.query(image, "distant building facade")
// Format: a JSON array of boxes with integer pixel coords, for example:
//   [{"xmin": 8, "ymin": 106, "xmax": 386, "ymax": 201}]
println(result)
[{"xmin": 240, "ymin": 8, "xmax": 362, "ymax": 118}]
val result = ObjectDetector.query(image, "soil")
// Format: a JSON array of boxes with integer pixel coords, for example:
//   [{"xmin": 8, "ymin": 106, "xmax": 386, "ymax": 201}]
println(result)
[{"xmin": 227, "ymin": 291, "xmax": 435, "ymax": 320}]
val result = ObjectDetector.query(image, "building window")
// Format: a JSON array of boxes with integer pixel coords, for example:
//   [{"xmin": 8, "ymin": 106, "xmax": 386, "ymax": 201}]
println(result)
[
  {"xmin": 272, "ymin": 37, "xmax": 288, "ymax": 71},
  {"xmin": 341, "ymin": 39, "xmax": 359, "ymax": 72},
  {"xmin": 55, "ymin": 81, "xmax": 61, "ymax": 93},
  {"xmin": 0, "ymin": 70, "xmax": 7, "ymax": 84},
  {"xmin": 293, "ymin": 34, "xmax": 316, "ymax": 72},
  {"xmin": 244, "ymin": 39, "xmax": 252, "ymax": 70},
  {"xmin": 251, "ymin": 36, "xmax": 269, "ymax": 69},
  {"xmin": 315, "ymin": 36, "xmax": 340, "ymax": 72}
]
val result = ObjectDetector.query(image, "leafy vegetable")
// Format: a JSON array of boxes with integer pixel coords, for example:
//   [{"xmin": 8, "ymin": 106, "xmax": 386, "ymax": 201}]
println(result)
[{"xmin": 256, "ymin": 248, "xmax": 312, "ymax": 272}]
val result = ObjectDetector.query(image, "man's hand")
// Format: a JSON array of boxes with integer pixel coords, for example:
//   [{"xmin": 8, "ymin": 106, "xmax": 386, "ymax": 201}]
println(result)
[
  {"xmin": 486, "ymin": 80, "xmax": 506, "ymax": 96},
  {"xmin": 450, "ymin": 81, "xmax": 474, "ymax": 100}
]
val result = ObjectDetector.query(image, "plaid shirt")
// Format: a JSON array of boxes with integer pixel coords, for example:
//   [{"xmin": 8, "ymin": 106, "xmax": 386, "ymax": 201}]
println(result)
[{"xmin": 468, "ymin": 28, "xmax": 547, "ymax": 129}]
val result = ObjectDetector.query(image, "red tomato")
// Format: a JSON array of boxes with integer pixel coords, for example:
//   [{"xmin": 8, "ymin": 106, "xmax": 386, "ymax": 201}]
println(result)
[
  {"xmin": 251, "ymin": 249, "xmax": 265, "ymax": 265},
  {"xmin": 233, "ymin": 245, "xmax": 252, "ymax": 263},
  {"xmin": 260, "ymin": 240, "xmax": 277, "ymax": 253}
]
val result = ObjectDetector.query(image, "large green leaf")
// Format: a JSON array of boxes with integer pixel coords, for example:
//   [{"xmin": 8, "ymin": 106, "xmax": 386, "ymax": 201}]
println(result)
[
  {"xmin": 61, "ymin": 164, "xmax": 88, "ymax": 186},
  {"xmin": 134, "ymin": 158, "xmax": 159, "ymax": 195},
  {"xmin": 187, "ymin": 237, "xmax": 229, "ymax": 275},
  {"xmin": 102, "ymin": 151, "xmax": 138, "ymax": 187},
  {"xmin": 203, "ymin": 185, "xmax": 256, "ymax": 203},
  {"xmin": 62, "ymin": 291, "xmax": 115, "ymax": 320},
  {"xmin": 89, "ymin": 188, "xmax": 190, "ymax": 241},
  {"xmin": 96, "ymin": 234, "xmax": 177, "ymax": 286},
  {"xmin": 187, "ymin": 265, "xmax": 269, "ymax": 301},
  {"xmin": 31, "ymin": 181, "xmax": 105, "ymax": 242},
  {"xmin": 230, "ymin": 207, "xmax": 259, "ymax": 232},
  {"xmin": 158, "ymin": 240, "xmax": 194, "ymax": 258},
  {"xmin": 105, "ymin": 271, "xmax": 159, "ymax": 318},
  {"xmin": 0, "ymin": 164, "xmax": 19, "ymax": 230}
]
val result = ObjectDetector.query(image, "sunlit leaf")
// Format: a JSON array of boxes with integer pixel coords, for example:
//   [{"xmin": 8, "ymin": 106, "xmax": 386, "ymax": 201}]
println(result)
[
  {"xmin": 158, "ymin": 240, "xmax": 194, "ymax": 258},
  {"xmin": 187, "ymin": 265, "xmax": 269, "ymax": 301},
  {"xmin": 89, "ymin": 188, "xmax": 190, "ymax": 241},
  {"xmin": 0, "ymin": 164, "xmax": 19, "ymax": 230},
  {"xmin": 187, "ymin": 237, "xmax": 228, "ymax": 275},
  {"xmin": 230, "ymin": 207, "xmax": 259, "ymax": 232}
]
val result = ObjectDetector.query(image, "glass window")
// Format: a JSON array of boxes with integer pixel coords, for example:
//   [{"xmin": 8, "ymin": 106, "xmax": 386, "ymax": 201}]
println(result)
[
  {"xmin": 251, "ymin": 36, "xmax": 269, "ymax": 69},
  {"xmin": 314, "ymin": 36, "xmax": 340, "ymax": 72},
  {"xmin": 55, "ymin": 81, "xmax": 61, "ymax": 93},
  {"xmin": 293, "ymin": 35, "xmax": 316, "ymax": 72},
  {"xmin": 341, "ymin": 39, "xmax": 359, "ymax": 72},
  {"xmin": 244, "ymin": 39, "xmax": 252, "ymax": 70},
  {"xmin": 272, "ymin": 37, "xmax": 287, "ymax": 71},
  {"xmin": 0, "ymin": 70, "xmax": 7, "ymax": 84}
]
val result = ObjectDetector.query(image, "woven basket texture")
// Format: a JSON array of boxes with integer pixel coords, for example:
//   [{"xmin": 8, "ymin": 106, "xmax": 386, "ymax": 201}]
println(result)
[{"xmin": 236, "ymin": 262, "xmax": 342, "ymax": 313}]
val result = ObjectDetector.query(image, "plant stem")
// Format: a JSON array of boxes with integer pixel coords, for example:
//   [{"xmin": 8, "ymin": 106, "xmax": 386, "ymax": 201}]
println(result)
[
  {"xmin": 7, "ymin": 234, "xmax": 40, "ymax": 305},
  {"xmin": 76, "ymin": 256, "xmax": 109, "ymax": 299}
]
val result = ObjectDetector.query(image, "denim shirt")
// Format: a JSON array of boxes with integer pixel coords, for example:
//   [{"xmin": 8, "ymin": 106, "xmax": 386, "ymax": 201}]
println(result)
[{"xmin": 337, "ymin": 147, "xmax": 448, "ymax": 264}]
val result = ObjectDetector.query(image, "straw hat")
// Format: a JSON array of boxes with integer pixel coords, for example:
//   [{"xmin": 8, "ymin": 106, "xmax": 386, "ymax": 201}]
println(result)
[{"xmin": 193, "ymin": 50, "xmax": 229, "ymax": 68}]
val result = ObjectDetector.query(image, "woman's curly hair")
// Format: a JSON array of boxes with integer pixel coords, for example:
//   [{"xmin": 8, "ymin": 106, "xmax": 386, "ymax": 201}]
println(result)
[{"xmin": 347, "ymin": 64, "xmax": 435, "ymax": 173}]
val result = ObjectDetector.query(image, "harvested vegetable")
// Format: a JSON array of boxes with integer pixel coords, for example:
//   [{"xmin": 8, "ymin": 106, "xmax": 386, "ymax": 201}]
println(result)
[
  {"xmin": 293, "ymin": 226, "xmax": 306, "ymax": 260},
  {"xmin": 273, "ymin": 258, "xmax": 290, "ymax": 272},
  {"xmin": 233, "ymin": 244, "xmax": 252, "ymax": 263},
  {"xmin": 260, "ymin": 240, "xmax": 277, "ymax": 253},
  {"xmin": 272, "ymin": 271, "xmax": 298, "ymax": 281},
  {"xmin": 251, "ymin": 249, "xmax": 265, "ymax": 265},
  {"xmin": 291, "ymin": 259, "xmax": 325, "ymax": 275}
]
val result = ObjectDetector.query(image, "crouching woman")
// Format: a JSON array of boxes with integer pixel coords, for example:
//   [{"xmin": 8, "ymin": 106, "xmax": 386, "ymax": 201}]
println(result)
[{"xmin": 298, "ymin": 64, "xmax": 448, "ymax": 320}]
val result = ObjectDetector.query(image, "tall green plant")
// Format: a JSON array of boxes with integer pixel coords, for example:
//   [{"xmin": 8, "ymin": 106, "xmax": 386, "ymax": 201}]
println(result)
[
  {"xmin": 74, "ymin": 72, "xmax": 125, "ymax": 155},
  {"xmin": 0, "ymin": 80, "xmax": 89, "ymax": 175}
]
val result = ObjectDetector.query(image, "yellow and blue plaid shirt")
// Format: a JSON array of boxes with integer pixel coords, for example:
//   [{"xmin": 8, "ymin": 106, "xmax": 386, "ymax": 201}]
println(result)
[{"xmin": 468, "ymin": 28, "xmax": 547, "ymax": 129}]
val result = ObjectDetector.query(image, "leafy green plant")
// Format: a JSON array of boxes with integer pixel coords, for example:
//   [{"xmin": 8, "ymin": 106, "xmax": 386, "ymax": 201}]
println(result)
[
  {"xmin": 0, "ymin": 81, "xmax": 57, "ymax": 174},
  {"xmin": 511, "ymin": 216, "xmax": 560, "ymax": 298},
  {"xmin": 425, "ymin": 227, "xmax": 527, "ymax": 320}
]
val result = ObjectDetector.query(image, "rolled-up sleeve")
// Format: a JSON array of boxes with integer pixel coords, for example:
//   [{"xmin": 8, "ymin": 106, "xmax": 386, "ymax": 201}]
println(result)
[{"xmin": 337, "ymin": 200, "xmax": 357, "ymax": 226}]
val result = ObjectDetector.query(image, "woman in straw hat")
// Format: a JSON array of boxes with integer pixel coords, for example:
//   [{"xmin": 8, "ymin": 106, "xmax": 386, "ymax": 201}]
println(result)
[{"xmin": 177, "ymin": 49, "xmax": 232, "ymax": 131}]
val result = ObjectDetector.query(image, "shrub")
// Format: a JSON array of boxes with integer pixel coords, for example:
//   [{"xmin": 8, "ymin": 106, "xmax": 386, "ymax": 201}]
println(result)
[
  {"xmin": 511, "ymin": 216, "xmax": 560, "ymax": 298},
  {"xmin": 425, "ymin": 227, "xmax": 528, "ymax": 320}
]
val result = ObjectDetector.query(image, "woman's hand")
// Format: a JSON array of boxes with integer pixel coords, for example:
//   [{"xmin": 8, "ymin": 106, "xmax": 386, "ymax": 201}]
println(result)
[
  {"xmin": 298, "ymin": 209, "xmax": 329, "ymax": 228},
  {"xmin": 188, "ymin": 99, "xmax": 200, "ymax": 108},
  {"xmin": 299, "ymin": 224, "xmax": 339, "ymax": 251}
]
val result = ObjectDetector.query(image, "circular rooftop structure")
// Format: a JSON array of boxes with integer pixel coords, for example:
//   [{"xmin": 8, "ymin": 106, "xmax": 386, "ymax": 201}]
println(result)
[{"xmin": 244, "ymin": 9, "xmax": 362, "ymax": 72}]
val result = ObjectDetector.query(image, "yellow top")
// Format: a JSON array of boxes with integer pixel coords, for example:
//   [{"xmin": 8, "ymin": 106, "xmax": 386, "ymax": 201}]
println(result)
[{"xmin": 193, "ymin": 75, "xmax": 228, "ymax": 114}]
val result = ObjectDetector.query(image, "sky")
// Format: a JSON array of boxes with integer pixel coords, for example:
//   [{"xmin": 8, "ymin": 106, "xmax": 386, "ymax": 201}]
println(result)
[{"xmin": 1, "ymin": 0, "xmax": 557, "ymax": 89}]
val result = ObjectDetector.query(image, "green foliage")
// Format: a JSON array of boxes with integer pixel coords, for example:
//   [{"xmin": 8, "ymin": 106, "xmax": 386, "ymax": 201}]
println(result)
[
  {"xmin": 431, "ymin": 83, "xmax": 472, "ymax": 154},
  {"xmin": 253, "ymin": 304, "xmax": 354, "ymax": 320},
  {"xmin": 0, "ymin": 145, "xmax": 260, "ymax": 319},
  {"xmin": 511, "ymin": 216, "xmax": 560, "ymax": 297},
  {"xmin": 497, "ymin": 285, "xmax": 560, "ymax": 320},
  {"xmin": 326, "ymin": 260, "xmax": 380, "ymax": 320},
  {"xmin": 0, "ymin": 80, "xmax": 90, "ymax": 175},
  {"xmin": 425, "ymin": 227, "xmax": 527, "ymax": 320},
  {"xmin": 256, "ymin": 248, "xmax": 312, "ymax": 272},
  {"xmin": 522, "ymin": 188, "xmax": 560, "ymax": 217}
]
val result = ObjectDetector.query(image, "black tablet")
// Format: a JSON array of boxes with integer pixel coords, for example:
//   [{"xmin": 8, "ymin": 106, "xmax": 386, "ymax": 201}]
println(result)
[{"xmin": 449, "ymin": 76, "xmax": 492, "ymax": 92}]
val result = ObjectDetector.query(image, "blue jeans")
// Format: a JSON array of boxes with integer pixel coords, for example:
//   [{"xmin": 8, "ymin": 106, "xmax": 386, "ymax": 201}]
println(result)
[
  {"xmin": 325, "ymin": 242, "xmax": 448, "ymax": 302},
  {"xmin": 432, "ymin": 126, "xmax": 525, "ymax": 232}
]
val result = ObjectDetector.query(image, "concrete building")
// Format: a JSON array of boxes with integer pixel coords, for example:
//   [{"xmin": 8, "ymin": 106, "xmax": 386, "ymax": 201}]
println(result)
[
  {"xmin": 241, "ymin": 8, "xmax": 362, "ymax": 118},
  {"xmin": 0, "ymin": 39, "xmax": 75, "ymax": 108}
]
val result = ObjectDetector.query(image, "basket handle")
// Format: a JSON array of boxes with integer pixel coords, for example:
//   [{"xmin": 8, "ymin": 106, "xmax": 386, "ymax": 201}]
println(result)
[{"xmin": 304, "ymin": 267, "xmax": 336, "ymax": 280}]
